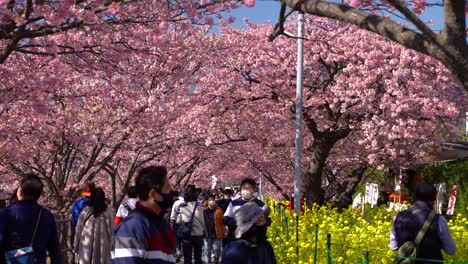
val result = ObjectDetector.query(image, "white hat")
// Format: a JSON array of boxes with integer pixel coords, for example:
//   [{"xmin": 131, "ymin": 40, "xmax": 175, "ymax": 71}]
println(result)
[{"xmin": 234, "ymin": 202, "xmax": 264, "ymax": 239}]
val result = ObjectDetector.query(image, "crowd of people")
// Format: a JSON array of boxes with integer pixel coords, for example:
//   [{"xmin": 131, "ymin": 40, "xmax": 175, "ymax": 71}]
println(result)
[
  {"xmin": 0, "ymin": 166, "xmax": 277, "ymax": 264},
  {"xmin": 0, "ymin": 166, "xmax": 458, "ymax": 264}
]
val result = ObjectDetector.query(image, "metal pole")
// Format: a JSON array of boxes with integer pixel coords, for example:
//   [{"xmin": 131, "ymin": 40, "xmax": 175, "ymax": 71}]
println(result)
[
  {"xmin": 327, "ymin": 233, "xmax": 332, "ymax": 264},
  {"xmin": 363, "ymin": 251, "xmax": 369, "ymax": 264},
  {"xmin": 294, "ymin": 11, "xmax": 305, "ymax": 217},
  {"xmin": 259, "ymin": 176, "xmax": 262, "ymax": 199},
  {"xmin": 314, "ymin": 224, "xmax": 318, "ymax": 264},
  {"xmin": 294, "ymin": 12, "xmax": 305, "ymax": 259}
]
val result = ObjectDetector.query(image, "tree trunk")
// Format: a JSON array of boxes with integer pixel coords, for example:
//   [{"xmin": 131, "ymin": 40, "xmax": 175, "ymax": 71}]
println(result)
[
  {"xmin": 303, "ymin": 136, "xmax": 333, "ymax": 207},
  {"xmin": 330, "ymin": 166, "xmax": 367, "ymax": 209}
]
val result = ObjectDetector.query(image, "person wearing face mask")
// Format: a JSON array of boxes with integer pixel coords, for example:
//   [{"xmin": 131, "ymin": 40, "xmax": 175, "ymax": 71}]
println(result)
[
  {"xmin": 203, "ymin": 194, "xmax": 225, "ymax": 264},
  {"xmin": 223, "ymin": 178, "xmax": 271, "ymax": 246},
  {"xmin": 111, "ymin": 166, "xmax": 176, "ymax": 264},
  {"xmin": 221, "ymin": 202, "xmax": 277, "ymax": 264},
  {"xmin": 175, "ymin": 185, "xmax": 206, "ymax": 264}
]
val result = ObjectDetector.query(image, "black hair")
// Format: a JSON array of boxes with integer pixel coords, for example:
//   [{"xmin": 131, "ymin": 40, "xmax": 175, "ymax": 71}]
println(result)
[
  {"xmin": 89, "ymin": 188, "xmax": 107, "ymax": 217},
  {"xmin": 135, "ymin": 166, "xmax": 168, "ymax": 201},
  {"xmin": 127, "ymin": 186, "xmax": 137, "ymax": 199},
  {"xmin": 20, "ymin": 173, "xmax": 44, "ymax": 201},
  {"xmin": 240, "ymin": 178, "xmax": 257, "ymax": 189},
  {"xmin": 185, "ymin": 185, "xmax": 197, "ymax": 202},
  {"xmin": 414, "ymin": 183, "xmax": 437, "ymax": 203},
  {"xmin": 0, "ymin": 200, "xmax": 6, "ymax": 208},
  {"xmin": 9, "ymin": 188, "xmax": 18, "ymax": 205},
  {"xmin": 223, "ymin": 189, "xmax": 233, "ymax": 196}
]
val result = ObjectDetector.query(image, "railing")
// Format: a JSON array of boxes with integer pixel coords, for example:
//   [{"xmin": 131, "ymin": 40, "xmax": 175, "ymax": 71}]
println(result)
[{"xmin": 54, "ymin": 216, "xmax": 74, "ymax": 264}]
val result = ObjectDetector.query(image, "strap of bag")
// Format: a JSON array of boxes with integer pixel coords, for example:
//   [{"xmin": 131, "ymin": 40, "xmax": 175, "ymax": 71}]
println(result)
[
  {"xmin": 188, "ymin": 202, "xmax": 198, "ymax": 226},
  {"xmin": 30, "ymin": 207, "xmax": 42, "ymax": 246},
  {"xmin": 414, "ymin": 210, "xmax": 436, "ymax": 247},
  {"xmin": 124, "ymin": 203, "xmax": 134, "ymax": 213}
]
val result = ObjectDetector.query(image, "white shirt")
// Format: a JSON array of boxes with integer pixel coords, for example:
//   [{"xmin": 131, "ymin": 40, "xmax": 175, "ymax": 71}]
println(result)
[
  {"xmin": 176, "ymin": 201, "xmax": 206, "ymax": 236},
  {"xmin": 170, "ymin": 196, "xmax": 185, "ymax": 223}
]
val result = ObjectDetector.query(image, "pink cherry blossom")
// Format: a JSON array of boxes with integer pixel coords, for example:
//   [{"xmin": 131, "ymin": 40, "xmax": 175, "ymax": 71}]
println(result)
[
  {"xmin": 242, "ymin": 0, "xmax": 255, "ymax": 7},
  {"xmin": 412, "ymin": 0, "xmax": 426, "ymax": 14}
]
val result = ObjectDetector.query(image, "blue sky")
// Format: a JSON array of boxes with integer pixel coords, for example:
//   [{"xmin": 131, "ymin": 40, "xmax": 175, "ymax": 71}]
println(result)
[
  {"xmin": 229, "ymin": 1, "xmax": 280, "ymax": 27},
  {"xmin": 228, "ymin": 1, "xmax": 446, "ymax": 32}
]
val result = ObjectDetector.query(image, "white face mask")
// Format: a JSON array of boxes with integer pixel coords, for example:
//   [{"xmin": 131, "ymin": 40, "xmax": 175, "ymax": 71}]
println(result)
[
  {"xmin": 208, "ymin": 200, "xmax": 216, "ymax": 207},
  {"xmin": 241, "ymin": 190, "xmax": 253, "ymax": 201}
]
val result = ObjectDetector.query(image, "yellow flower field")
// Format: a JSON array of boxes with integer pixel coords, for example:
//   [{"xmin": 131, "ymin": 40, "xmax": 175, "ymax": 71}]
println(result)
[{"xmin": 266, "ymin": 200, "xmax": 468, "ymax": 264}]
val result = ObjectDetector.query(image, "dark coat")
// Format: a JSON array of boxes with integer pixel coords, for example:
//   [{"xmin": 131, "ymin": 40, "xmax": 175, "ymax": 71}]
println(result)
[
  {"xmin": 203, "ymin": 206, "xmax": 225, "ymax": 239},
  {"xmin": 221, "ymin": 239, "xmax": 276, "ymax": 264},
  {"xmin": 0, "ymin": 200, "xmax": 63, "ymax": 264},
  {"xmin": 394, "ymin": 201, "xmax": 443, "ymax": 263}
]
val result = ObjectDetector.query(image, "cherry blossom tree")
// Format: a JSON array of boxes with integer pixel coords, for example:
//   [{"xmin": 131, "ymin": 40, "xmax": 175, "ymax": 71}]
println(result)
[
  {"xmin": 268, "ymin": 0, "xmax": 468, "ymax": 90},
  {"xmin": 0, "ymin": 0, "xmax": 246, "ymax": 63},
  {"xmin": 0, "ymin": 23, "xmax": 214, "ymax": 211},
  {"xmin": 1, "ymin": 16, "xmax": 466, "ymax": 210},
  {"xmin": 187, "ymin": 19, "xmax": 467, "ymax": 205}
]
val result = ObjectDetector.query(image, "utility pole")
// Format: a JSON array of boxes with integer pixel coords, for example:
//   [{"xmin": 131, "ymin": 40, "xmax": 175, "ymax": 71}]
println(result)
[{"xmin": 294, "ymin": 11, "xmax": 305, "ymax": 216}]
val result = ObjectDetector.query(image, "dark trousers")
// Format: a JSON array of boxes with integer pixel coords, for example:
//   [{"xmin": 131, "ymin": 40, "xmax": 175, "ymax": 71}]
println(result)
[
  {"xmin": 183, "ymin": 235, "xmax": 203, "ymax": 264},
  {"xmin": 70, "ymin": 222, "xmax": 76, "ymax": 248},
  {"xmin": 173, "ymin": 224, "xmax": 182, "ymax": 258},
  {"xmin": 70, "ymin": 223, "xmax": 76, "ymax": 264}
]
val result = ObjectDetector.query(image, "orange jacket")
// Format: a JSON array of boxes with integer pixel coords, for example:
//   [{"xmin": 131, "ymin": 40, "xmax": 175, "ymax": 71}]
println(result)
[
  {"xmin": 203, "ymin": 201, "xmax": 225, "ymax": 240},
  {"xmin": 213, "ymin": 206, "xmax": 225, "ymax": 239}
]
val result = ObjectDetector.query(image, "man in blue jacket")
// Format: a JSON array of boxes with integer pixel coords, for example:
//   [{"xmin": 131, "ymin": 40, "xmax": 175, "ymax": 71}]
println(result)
[
  {"xmin": 112, "ymin": 166, "xmax": 176, "ymax": 264},
  {"xmin": 0, "ymin": 173, "xmax": 62, "ymax": 264}
]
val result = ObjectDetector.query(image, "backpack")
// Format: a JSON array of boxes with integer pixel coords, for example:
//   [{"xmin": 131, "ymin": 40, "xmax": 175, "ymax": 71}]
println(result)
[
  {"xmin": 393, "ymin": 210, "xmax": 436, "ymax": 264},
  {"xmin": 123, "ymin": 203, "xmax": 134, "ymax": 213},
  {"xmin": 176, "ymin": 202, "xmax": 197, "ymax": 240}
]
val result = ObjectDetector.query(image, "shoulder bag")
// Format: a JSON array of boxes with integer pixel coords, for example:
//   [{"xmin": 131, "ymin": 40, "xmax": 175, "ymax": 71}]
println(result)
[{"xmin": 5, "ymin": 208, "xmax": 42, "ymax": 264}]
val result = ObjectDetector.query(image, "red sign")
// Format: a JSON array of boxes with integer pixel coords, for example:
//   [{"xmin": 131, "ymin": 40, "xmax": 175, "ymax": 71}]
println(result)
[{"xmin": 446, "ymin": 185, "xmax": 457, "ymax": 215}]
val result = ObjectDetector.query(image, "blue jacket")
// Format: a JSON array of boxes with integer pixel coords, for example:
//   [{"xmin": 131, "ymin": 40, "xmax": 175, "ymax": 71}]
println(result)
[
  {"xmin": 221, "ymin": 239, "xmax": 276, "ymax": 264},
  {"xmin": 0, "ymin": 200, "xmax": 63, "ymax": 264},
  {"xmin": 111, "ymin": 202, "xmax": 176, "ymax": 264},
  {"xmin": 70, "ymin": 197, "xmax": 89, "ymax": 227}
]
